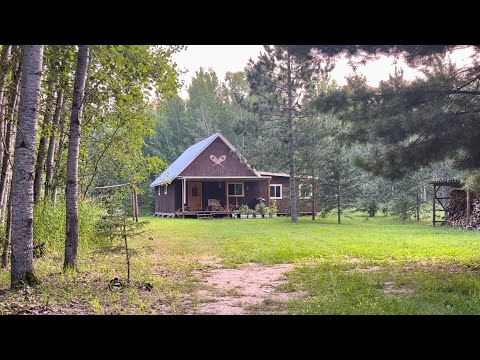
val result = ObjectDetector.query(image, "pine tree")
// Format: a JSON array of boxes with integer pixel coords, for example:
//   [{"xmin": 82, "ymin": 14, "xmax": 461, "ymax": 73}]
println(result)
[{"xmin": 244, "ymin": 46, "xmax": 333, "ymax": 222}]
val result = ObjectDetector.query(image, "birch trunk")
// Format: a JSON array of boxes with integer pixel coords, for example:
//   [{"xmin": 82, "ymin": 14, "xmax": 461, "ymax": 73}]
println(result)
[
  {"xmin": 51, "ymin": 105, "xmax": 67, "ymax": 203},
  {"xmin": 0, "ymin": 57, "xmax": 21, "ymax": 223},
  {"xmin": 33, "ymin": 83, "xmax": 55, "ymax": 203},
  {"xmin": 44, "ymin": 90, "xmax": 63, "ymax": 199},
  {"xmin": 10, "ymin": 45, "xmax": 44, "ymax": 287},
  {"xmin": 0, "ymin": 45, "xmax": 12, "ymax": 174},
  {"xmin": 64, "ymin": 45, "xmax": 89, "ymax": 270},
  {"xmin": 1, "ymin": 190, "xmax": 12, "ymax": 267}
]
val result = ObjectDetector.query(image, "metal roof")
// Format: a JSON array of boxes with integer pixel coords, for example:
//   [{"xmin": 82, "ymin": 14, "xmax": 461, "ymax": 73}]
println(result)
[
  {"xmin": 429, "ymin": 179, "xmax": 463, "ymax": 187},
  {"xmin": 257, "ymin": 171, "xmax": 289, "ymax": 178},
  {"xmin": 150, "ymin": 133, "xmax": 261, "ymax": 188},
  {"xmin": 150, "ymin": 133, "xmax": 219, "ymax": 187}
]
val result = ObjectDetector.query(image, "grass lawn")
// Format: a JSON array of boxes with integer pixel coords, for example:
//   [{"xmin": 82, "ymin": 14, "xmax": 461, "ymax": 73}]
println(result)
[{"xmin": 1, "ymin": 212, "xmax": 480, "ymax": 314}]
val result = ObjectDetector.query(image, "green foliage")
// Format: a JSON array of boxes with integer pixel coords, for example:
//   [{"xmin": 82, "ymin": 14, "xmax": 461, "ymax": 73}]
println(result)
[
  {"xmin": 33, "ymin": 198, "xmax": 104, "ymax": 252},
  {"xmin": 239, "ymin": 204, "xmax": 251, "ymax": 215},
  {"xmin": 74, "ymin": 45, "xmax": 181, "ymax": 197},
  {"xmin": 96, "ymin": 191, "xmax": 148, "ymax": 283},
  {"xmin": 464, "ymin": 170, "xmax": 480, "ymax": 195},
  {"xmin": 269, "ymin": 200, "xmax": 278, "ymax": 214},
  {"xmin": 390, "ymin": 193, "xmax": 415, "ymax": 223},
  {"xmin": 313, "ymin": 46, "xmax": 480, "ymax": 178}
]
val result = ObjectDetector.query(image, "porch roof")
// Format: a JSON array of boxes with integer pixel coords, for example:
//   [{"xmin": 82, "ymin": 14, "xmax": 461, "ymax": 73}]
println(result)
[{"xmin": 178, "ymin": 176, "xmax": 271, "ymax": 181}]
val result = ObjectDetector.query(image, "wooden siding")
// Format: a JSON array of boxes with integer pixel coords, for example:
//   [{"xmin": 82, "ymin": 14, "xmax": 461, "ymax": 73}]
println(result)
[
  {"xmin": 269, "ymin": 175, "xmax": 316, "ymax": 214},
  {"xmin": 270, "ymin": 176, "xmax": 291, "ymax": 213},
  {"xmin": 179, "ymin": 137, "xmax": 258, "ymax": 177},
  {"xmin": 154, "ymin": 182, "xmax": 177, "ymax": 213},
  {"xmin": 175, "ymin": 180, "xmax": 182, "ymax": 211}
]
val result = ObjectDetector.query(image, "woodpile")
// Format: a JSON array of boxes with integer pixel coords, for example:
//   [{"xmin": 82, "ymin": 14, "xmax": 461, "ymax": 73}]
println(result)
[
  {"xmin": 445, "ymin": 190, "xmax": 480, "ymax": 229},
  {"xmin": 468, "ymin": 198, "xmax": 480, "ymax": 229}
]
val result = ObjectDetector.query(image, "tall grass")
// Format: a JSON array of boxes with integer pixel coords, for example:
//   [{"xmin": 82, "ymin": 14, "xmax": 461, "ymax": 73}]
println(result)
[{"xmin": 34, "ymin": 197, "xmax": 104, "ymax": 253}]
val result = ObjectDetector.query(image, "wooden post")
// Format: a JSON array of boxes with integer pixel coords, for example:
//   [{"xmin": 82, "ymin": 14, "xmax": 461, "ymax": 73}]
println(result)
[
  {"xmin": 466, "ymin": 189, "xmax": 471, "ymax": 225},
  {"xmin": 311, "ymin": 168, "xmax": 315, "ymax": 221},
  {"xmin": 131, "ymin": 190, "xmax": 135, "ymax": 221},
  {"xmin": 432, "ymin": 185, "xmax": 436, "ymax": 226},
  {"xmin": 225, "ymin": 181, "xmax": 229, "ymax": 211},
  {"xmin": 182, "ymin": 178, "xmax": 186, "ymax": 213},
  {"xmin": 416, "ymin": 190, "xmax": 420, "ymax": 222},
  {"xmin": 134, "ymin": 187, "xmax": 139, "ymax": 223}
]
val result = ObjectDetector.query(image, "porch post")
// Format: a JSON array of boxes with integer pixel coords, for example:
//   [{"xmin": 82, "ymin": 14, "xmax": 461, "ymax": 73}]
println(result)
[
  {"xmin": 225, "ymin": 181, "xmax": 229, "ymax": 211},
  {"xmin": 182, "ymin": 178, "xmax": 186, "ymax": 212}
]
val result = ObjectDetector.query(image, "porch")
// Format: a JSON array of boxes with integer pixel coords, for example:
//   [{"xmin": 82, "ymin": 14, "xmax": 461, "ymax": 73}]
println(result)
[{"xmin": 177, "ymin": 176, "xmax": 271, "ymax": 214}]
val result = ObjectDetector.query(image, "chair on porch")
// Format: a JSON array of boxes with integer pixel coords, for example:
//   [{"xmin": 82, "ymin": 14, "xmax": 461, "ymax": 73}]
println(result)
[{"xmin": 207, "ymin": 199, "xmax": 223, "ymax": 211}]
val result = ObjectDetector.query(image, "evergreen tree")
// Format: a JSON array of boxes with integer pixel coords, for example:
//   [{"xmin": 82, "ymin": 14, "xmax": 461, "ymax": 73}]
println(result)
[
  {"xmin": 244, "ymin": 46, "xmax": 333, "ymax": 222},
  {"xmin": 310, "ymin": 46, "xmax": 480, "ymax": 180}
]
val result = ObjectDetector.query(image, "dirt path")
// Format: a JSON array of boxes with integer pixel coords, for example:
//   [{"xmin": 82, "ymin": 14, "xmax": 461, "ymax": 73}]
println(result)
[{"xmin": 194, "ymin": 263, "xmax": 301, "ymax": 315}]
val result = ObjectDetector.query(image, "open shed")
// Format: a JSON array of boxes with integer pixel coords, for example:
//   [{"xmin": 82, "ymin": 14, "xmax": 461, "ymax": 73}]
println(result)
[{"xmin": 429, "ymin": 179, "xmax": 472, "ymax": 226}]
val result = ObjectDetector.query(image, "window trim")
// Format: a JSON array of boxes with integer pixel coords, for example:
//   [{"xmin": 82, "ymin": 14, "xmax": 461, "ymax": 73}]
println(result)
[
  {"xmin": 299, "ymin": 183, "xmax": 312, "ymax": 199},
  {"xmin": 159, "ymin": 185, "xmax": 168, "ymax": 195},
  {"xmin": 227, "ymin": 182, "xmax": 244, "ymax": 197},
  {"xmin": 270, "ymin": 184, "xmax": 283, "ymax": 199}
]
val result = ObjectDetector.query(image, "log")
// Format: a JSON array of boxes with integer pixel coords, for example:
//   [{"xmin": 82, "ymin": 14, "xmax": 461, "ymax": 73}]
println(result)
[{"xmin": 446, "ymin": 190, "xmax": 480, "ymax": 229}]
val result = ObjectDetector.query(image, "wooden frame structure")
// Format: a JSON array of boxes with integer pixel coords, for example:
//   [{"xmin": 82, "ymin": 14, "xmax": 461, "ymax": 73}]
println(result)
[{"xmin": 430, "ymin": 179, "xmax": 463, "ymax": 226}]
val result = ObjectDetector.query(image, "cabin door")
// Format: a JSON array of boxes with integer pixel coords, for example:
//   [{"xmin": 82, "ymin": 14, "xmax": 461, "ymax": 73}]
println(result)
[{"xmin": 188, "ymin": 182, "xmax": 202, "ymax": 211}]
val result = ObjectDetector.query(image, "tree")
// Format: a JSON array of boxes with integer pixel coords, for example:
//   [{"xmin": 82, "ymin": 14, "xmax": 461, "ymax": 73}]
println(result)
[
  {"xmin": 0, "ymin": 47, "xmax": 21, "ymax": 224},
  {"xmin": 0, "ymin": 45, "xmax": 12, "ymax": 175},
  {"xmin": 33, "ymin": 81, "xmax": 55, "ymax": 203},
  {"xmin": 10, "ymin": 45, "xmax": 44, "ymax": 287},
  {"xmin": 244, "ymin": 46, "xmax": 333, "ymax": 222},
  {"xmin": 44, "ymin": 90, "xmax": 64, "ymax": 199},
  {"xmin": 310, "ymin": 45, "xmax": 480, "ymax": 180},
  {"xmin": 64, "ymin": 45, "xmax": 90, "ymax": 270},
  {"xmin": 314, "ymin": 144, "xmax": 361, "ymax": 223}
]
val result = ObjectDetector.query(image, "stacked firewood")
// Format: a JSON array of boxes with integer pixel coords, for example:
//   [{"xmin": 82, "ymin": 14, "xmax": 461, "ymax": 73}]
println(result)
[
  {"xmin": 445, "ymin": 190, "xmax": 480, "ymax": 229},
  {"xmin": 468, "ymin": 198, "xmax": 480, "ymax": 229},
  {"xmin": 446, "ymin": 190, "xmax": 468, "ymax": 227}
]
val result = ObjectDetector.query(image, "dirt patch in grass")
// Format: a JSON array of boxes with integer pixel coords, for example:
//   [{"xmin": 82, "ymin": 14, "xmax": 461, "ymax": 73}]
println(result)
[
  {"xmin": 400, "ymin": 261, "xmax": 480, "ymax": 274},
  {"xmin": 345, "ymin": 265, "xmax": 383, "ymax": 273},
  {"xmin": 194, "ymin": 263, "xmax": 301, "ymax": 315},
  {"xmin": 382, "ymin": 281, "xmax": 414, "ymax": 295}
]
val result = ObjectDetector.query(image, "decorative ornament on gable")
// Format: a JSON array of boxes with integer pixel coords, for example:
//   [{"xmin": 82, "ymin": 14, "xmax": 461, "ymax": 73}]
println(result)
[{"xmin": 210, "ymin": 155, "xmax": 226, "ymax": 167}]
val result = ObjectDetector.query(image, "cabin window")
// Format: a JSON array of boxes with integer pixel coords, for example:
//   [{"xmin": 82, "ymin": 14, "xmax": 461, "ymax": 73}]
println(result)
[
  {"xmin": 270, "ymin": 184, "xmax": 282, "ymax": 199},
  {"xmin": 228, "ymin": 183, "xmax": 244, "ymax": 197},
  {"xmin": 299, "ymin": 183, "xmax": 312, "ymax": 199}
]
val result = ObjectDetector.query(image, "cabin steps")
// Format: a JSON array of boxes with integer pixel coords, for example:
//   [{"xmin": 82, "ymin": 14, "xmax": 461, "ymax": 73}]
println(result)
[{"xmin": 197, "ymin": 212, "xmax": 213, "ymax": 219}]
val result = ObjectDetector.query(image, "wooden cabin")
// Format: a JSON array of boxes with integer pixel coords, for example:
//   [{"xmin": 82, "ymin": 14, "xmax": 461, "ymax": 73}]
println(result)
[{"xmin": 150, "ymin": 133, "xmax": 315, "ymax": 217}]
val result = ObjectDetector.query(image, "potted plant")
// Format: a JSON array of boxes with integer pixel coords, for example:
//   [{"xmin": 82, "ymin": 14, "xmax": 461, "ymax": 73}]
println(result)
[
  {"xmin": 247, "ymin": 207, "xmax": 254, "ymax": 219},
  {"xmin": 239, "ymin": 205, "xmax": 249, "ymax": 219},
  {"xmin": 269, "ymin": 200, "xmax": 278, "ymax": 218},
  {"xmin": 262, "ymin": 206, "xmax": 270, "ymax": 218},
  {"xmin": 231, "ymin": 209, "xmax": 239, "ymax": 219},
  {"xmin": 254, "ymin": 209, "xmax": 262, "ymax": 219}
]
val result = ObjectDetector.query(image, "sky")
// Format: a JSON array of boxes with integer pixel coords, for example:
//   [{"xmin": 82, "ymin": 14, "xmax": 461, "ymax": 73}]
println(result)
[{"xmin": 172, "ymin": 45, "xmax": 476, "ymax": 99}]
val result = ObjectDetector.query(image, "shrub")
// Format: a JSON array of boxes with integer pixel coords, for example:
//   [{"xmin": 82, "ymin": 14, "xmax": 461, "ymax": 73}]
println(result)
[{"xmin": 33, "ymin": 197, "xmax": 105, "ymax": 253}]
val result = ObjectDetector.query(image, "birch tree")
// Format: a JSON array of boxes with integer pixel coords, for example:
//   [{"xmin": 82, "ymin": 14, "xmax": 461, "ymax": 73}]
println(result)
[
  {"xmin": 64, "ymin": 45, "xmax": 89, "ymax": 270},
  {"xmin": 10, "ymin": 45, "xmax": 44, "ymax": 287}
]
